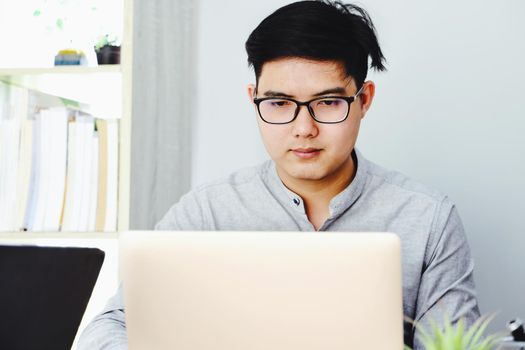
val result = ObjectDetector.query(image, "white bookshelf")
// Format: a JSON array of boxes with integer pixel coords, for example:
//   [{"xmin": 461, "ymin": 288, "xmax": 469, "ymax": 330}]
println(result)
[
  {"xmin": 0, "ymin": 65, "xmax": 122, "ymax": 76},
  {"xmin": 0, "ymin": 67, "xmax": 122, "ymax": 118},
  {"xmin": 0, "ymin": 0, "xmax": 134, "ymax": 348},
  {"xmin": 0, "ymin": 231, "xmax": 120, "ymax": 240},
  {"xmin": 0, "ymin": 0, "xmax": 133, "ymax": 235}
]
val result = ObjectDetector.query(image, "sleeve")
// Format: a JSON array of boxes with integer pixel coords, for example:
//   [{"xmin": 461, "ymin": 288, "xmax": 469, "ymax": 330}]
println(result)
[
  {"xmin": 154, "ymin": 191, "xmax": 208, "ymax": 230},
  {"xmin": 410, "ymin": 198, "xmax": 481, "ymax": 350},
  {"xmin": 77, "ymin": 192, "xmax": 207, "ymax": 349},
  {"xmin": 77, "ymin": 285, "xmax": 127, "ymax": 350}
]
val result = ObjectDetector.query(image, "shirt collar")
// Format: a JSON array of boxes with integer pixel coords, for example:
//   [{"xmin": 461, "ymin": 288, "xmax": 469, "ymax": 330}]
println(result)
[
  {"xmin": 264, "ymin": 148, "xmax": 369, "ymax": 217},
  {"xmin": 329, "ymin": 148, "xmax": 368, "ymax": 218},
  {"xmin": 265, "ymin": 161, "xmax": 307, "ymax": 214}
]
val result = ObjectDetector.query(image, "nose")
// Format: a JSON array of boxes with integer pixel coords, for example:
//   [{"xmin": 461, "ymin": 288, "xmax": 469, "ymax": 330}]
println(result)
[{"xmin": 292, "ymin": 105, "xmax": 319, "ymax": 138}]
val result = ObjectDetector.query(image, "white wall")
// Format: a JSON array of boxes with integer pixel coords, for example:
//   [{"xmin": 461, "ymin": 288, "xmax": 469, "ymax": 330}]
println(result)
[
  {"xmin": 193, "ymin": 0, "xmax": 525, "ymax": 333},
  {"xmin": 192, "ymin": 0, "xmax": 291, "ymax": 186},
  {"xmin": 0, "ymin": 0, "xmax": 123, "ymax": 68}
]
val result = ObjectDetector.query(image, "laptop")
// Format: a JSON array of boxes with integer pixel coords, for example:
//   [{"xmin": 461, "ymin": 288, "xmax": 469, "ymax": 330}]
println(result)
[
  {"xmin": 121, "ymin": 231, "xmax": 403, "ymax": 350},
  {"xmin": 0, "ymin": 245, "xmax": 104, "ymax": 350}
]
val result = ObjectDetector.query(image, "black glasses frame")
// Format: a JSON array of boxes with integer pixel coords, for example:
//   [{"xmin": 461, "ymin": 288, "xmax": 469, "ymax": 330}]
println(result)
[{"xmin": 253, "ymin": 85, "xmax": 365, "ymax": 125}]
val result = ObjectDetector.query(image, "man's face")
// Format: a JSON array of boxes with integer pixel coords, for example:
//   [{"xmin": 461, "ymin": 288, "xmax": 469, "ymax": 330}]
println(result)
[{"xmin": 247, "ymin": 58, "xmax": 375, "ymax": 184}]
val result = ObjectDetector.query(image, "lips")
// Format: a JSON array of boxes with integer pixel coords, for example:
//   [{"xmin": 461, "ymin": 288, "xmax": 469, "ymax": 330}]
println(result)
[{"xmin": 291, "ymin": 147, "xmax": 322, "ymax": 159}]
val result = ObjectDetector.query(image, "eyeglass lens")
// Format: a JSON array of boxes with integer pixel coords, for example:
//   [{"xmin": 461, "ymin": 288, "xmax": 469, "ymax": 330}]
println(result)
[{"xmin": 259, "ymin": 98, "xmax": 349, "ymax": 123}]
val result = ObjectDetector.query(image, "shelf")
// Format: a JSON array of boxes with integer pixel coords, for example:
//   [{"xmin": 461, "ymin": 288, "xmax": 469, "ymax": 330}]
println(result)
[
  {"xmin": 0, "ymin": 232, "xmax": 120, "ymax": 240},
  {"xmin": 0, "ymin": 65, "xmax": 121, "ymax": 77},
  {"xmin": 0, "ymin": 66, "xmax": 123, "ymax": 119},
  {"xmin": 0, "ymin": 0, "xmax": 132, "ymax": 234}
]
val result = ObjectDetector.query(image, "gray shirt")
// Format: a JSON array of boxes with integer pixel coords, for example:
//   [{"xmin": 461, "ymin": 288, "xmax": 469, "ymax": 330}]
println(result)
[{"xmin": 78, "ymin": 149, "xmax": 480, "ymax": 350}]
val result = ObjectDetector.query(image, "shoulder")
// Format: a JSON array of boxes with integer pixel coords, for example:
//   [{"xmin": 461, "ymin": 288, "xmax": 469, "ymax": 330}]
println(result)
[
  {"xmin": 363, "ymin": 157, "xmax": 448, "ymax": 205},
  {"xmin": 155, "ymin": 161, "xmax": 273, "ymax": 230},
  {"xmin": 360, "ymin": 155, "xmax": 460, "ymax": 234},
  {"xmin": 191, "ymin": 160, "xmax": 272, "ymax": 198},
  {"xmin": 359, "ymin": 156, "xmax": 467, "ymax": 265}
]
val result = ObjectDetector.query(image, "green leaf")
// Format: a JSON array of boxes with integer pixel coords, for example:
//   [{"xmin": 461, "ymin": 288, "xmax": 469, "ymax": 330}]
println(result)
[
  {"xmin": 451, "ymin": 318, "xmax": 465, "ymax": 348},
  {"xmin": 33, "ymin": 9, "xmax": 41, "ymax": 17},
  {"xmin": 469, "ymin": 315, "xmax": 494, "ymax": 346},
  {"xmin": 56, "ymin": 18, "xmax": 64, "ymax": 30},
  {"xmin": 413, "ymin": 314, "xmax": 504, "ymax": 350},
  {"xmin": 464, "ymin": 316, "xmax": 484, "ymax": 345}
]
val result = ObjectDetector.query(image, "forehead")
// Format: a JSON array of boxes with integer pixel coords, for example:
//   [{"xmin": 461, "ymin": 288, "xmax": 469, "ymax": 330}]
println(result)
[{"xmin": 258, "ymin": 58, "xmax": 352, "ymax": 94}]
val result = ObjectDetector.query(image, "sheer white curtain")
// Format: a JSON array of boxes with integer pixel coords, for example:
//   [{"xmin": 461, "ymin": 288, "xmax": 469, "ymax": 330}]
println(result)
[{"xmin": 130, "ymin": 0, "xmax": 197, "ymax": 229}]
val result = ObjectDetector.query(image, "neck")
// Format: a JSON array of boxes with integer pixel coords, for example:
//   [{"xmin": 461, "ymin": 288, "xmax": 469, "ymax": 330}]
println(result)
[{"xmin": 276, "ymin": 152, "xmax": 357, "ymax": 229}]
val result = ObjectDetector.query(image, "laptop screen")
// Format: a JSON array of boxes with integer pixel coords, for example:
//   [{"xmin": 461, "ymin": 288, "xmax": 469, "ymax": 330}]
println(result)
[{"xmin": 0, "ymin": 245, "xmax": 104, "ymax": 350}]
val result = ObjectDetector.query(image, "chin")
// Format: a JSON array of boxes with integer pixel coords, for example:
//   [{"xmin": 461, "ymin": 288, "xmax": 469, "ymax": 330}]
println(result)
[{"xmin": 283, "ymin": 166, "xmax": 328, "ymax": 181}]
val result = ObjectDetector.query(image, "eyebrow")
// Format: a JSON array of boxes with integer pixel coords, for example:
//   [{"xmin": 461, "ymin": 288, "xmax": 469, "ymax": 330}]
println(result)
[
  {"xmin": 312, "ymin": 87, "xmax": 347, "ymax": 97},
  {"xmin": 262, "ymin": 90, "xmax": 294, "ymax": 98},
  {"xmin": 262, "ymin": 87, "xmax": 347, "ymax": 98}
]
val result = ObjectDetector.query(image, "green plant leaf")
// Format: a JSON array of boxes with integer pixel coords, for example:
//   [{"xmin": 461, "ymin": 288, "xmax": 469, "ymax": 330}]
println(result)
[
  {"xmin": 464, "ymin": 316, "xmax": 484, "ymax": 345},
  {"xmin": 469, "ymin": 315, "xmax": 494, "ymax": 346},
  {"xmin": 56, "ymin": 18, "xmax": 64, "ymax": 30},
  {"xmin": 430, "ymin": 320, "xmax": 446, "ymax": 348},
  {"xmin": 413, "ymin": 314, "xmax": 504, "ymax": 350},
  {"xmin": 33, "ymin": 10, "xmax": 41, "ymax": 17}
]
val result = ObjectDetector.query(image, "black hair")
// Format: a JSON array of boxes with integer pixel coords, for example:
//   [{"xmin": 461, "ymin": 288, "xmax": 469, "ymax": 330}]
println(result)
[{"xmin": 245, "ymin": 0, "xmax": 386, "ymax": 89}]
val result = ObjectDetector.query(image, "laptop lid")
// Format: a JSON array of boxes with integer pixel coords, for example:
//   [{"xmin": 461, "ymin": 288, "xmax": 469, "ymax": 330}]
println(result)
[
  {"xmin": 0, "ymin": 245, "xmax": 104, "ymax": 350},
  {"xmin": 121, "ymin": 231, "xmax": 403, "ymax": 350}
]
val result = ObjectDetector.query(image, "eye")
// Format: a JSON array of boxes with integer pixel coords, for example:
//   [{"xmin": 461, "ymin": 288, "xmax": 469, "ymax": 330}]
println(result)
[
  {"xmin": 318, "ymin": 99, "xmax": 341, "ymax": 106},
  {"xmin": 269, "ymin": 99, "xmax": 292, "ymax": 107}
]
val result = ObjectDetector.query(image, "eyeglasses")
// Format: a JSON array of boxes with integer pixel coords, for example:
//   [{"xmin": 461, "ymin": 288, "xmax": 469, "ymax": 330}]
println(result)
[{"xmin": 253, "ymin": 85, "xmax": 364, "ymax": 125}]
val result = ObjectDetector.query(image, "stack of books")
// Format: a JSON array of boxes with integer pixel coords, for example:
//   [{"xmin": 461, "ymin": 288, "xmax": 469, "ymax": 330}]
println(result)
[{"xmin": 0, "ymin": 81, "xmax": 119, "ymax": 232}]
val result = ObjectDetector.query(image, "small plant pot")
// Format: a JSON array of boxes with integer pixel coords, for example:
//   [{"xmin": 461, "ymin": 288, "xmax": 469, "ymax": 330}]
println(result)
[{"xmin": 96, "ymin": 45, "xmax": 121, "ymax": 65}]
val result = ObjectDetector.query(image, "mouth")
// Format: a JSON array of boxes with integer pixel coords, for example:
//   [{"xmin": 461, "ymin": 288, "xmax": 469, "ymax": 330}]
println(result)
[{"xmin": 290, "ymin": 148, "xmax": 322, "ymax": 159}]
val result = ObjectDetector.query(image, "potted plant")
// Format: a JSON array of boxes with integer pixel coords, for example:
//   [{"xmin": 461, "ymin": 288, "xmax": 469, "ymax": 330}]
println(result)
[
  {"xmin": 94, "ymin": 34, "xmax": 120, "ymax": 65},
  {"xmin": 404, "ymin": 315, "xmax": 506, "ymax": 350},
  {"xmin": 32, "ymin": 0, "xmax": 100, "ymax": 66}
]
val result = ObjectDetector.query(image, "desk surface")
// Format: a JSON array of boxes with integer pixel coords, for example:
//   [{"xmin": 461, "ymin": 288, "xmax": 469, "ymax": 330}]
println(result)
[{"xmin": 500, "ymin": 341, "xmax": 525, "ymax": 349}]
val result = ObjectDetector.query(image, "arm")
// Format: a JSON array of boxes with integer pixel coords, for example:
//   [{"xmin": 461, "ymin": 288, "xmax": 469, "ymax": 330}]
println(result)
[
  {"xmin": 410, "ymin": 199, "xmax": 481, "ymax": 349},
  {"xmin": 77, "ymin": 192, "xmax": 207, "ymax": 349},
  {"xmin": 77, "ymin": 285, "xmax": 127, "ymax": 350}
]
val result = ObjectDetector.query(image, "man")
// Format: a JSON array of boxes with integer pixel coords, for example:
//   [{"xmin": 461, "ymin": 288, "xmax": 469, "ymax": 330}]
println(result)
[{"xmin": 79, "ymin": 1, "xmax": 480, "ymax": 349}]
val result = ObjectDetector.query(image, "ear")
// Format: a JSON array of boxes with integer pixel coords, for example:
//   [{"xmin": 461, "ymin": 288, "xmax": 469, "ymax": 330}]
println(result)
[
  {"xmin": 359, "ymin": 81, "xmax": 375, "ymax": 115},
  {"xmin": 247, "ymin": 84, "xmax": 256, "ymax": 103}
]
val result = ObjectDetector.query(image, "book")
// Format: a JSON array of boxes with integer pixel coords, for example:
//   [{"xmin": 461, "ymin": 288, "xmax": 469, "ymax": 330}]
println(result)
[
  {"xmin": 95, "ymin": 119, "xmax": 119, "ymax": 232},
  {"xmin": 105, "ymin": 119, "xmax": 119, "ymax": 232},
  {"xmin": 0, "ymin": 83, "xmax": 29, "ymax": 231},
  {"xmin": 95, "ymin": 119, "xmax": 108, "ymax": 231},
  {"xmin": 62, "ymin": 114, "xmax": 95, "ymax": 231},
  {"xmin": 0, "ymin": 110, "xmax": 20, "ymax": 231},
  {"xmin": 23, "ymin": 111, "xmax": 43, "ymax": 231},
  {"xmin": 61, "ymin": 118, "xmax": 79, "ymax": 231},
  {"xmin": 87, "ymin": 132, "xmax": 99, "ymax": 231},
  {"xmin": 24, "ymin": 108, "xmax": 68, "ymax": 231},
  {"xmin": 0, "ymin": 82, "xmax": 120, "ymax": 233},
  {"xmin": 15, "ymin": 117, "xmax": 33, "ymax": 230},
  {"xmin": 41, "ymin": 108, "xmax": 69, "ymax": 231},
  {"xmin": 77, "ymin": 115, "xmax": 95, "ymax": 231}
]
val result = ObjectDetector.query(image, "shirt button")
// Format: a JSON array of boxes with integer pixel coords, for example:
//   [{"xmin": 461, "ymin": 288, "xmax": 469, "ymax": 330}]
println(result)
[{"xmin": 293, "ymin": 198, "xmax": 300, "ymax": 205}]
